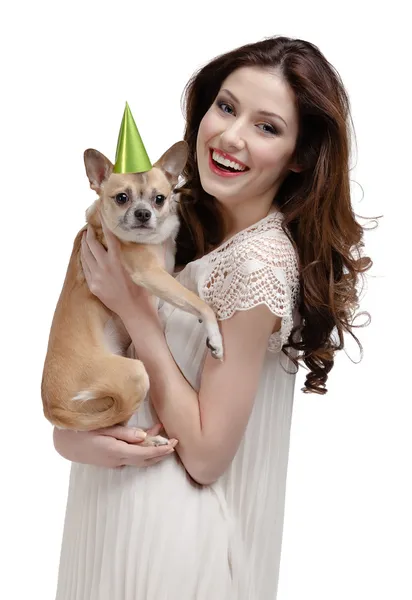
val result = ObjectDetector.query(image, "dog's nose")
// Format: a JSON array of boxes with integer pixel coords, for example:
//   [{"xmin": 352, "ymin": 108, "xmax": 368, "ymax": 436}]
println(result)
[{"xmin": 134, "ymin": 209, "xmax": 152, "ymax": 222}]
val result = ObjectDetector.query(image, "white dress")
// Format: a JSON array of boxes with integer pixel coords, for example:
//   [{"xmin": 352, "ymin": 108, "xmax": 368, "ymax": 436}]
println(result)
[{"xmin": 55, "ymin": 211, "xmax": 300, "ymax": 600}]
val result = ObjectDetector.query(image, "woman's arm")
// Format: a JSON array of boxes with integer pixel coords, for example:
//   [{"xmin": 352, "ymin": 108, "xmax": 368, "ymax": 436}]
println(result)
[
  {"xmin": 121, "ymin": 303, "xmax": 279, "ymax": 485},
  {"xmin": 80, "ymin": 220, "xmax": 280, "ymax": 485}
]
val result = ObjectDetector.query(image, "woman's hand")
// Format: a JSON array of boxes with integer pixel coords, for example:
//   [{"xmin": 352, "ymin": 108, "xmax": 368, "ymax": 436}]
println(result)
[
  {"xmin": 80, "ymin": 216, "xmax": 154, "ymax": 320},
  {"xmin": 53, "ymin": 423, "xmax": 178, "ymax": 468}
]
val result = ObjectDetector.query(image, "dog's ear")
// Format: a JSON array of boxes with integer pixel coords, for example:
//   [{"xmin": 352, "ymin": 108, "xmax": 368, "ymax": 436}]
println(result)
[
  {"xmin": 84, "ymin": 149, "xmax": 113, "ymax": 193},
  {"xmin": 154, "ymin": 141, "xmax": 188, "ymax": 185}
]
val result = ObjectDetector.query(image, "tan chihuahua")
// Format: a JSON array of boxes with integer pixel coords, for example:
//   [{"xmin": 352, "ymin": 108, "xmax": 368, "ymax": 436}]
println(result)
[{"xmin": 41, "ymin": 141, "xmax": 223, "ymax": 436}]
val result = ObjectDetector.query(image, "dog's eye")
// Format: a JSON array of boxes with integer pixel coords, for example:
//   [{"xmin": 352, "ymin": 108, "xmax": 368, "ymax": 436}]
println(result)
[
  {"xmin": 115, "ymin": 193, "xmax": 128, "ymax": 205},
  {"xmin": 155, "ymin": 194, "xmax": 165, "ymax": 207}
]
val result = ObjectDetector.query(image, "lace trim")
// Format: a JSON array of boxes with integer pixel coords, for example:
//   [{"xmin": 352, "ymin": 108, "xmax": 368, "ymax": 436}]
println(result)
[{"xmin": 200, "ymin": 213, "xmax": 300, "ymax": 353}]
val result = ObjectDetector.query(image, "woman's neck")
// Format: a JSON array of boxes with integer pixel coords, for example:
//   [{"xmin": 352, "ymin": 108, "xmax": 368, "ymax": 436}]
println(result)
[{"xmin": 220, "ymin": 202, "xmax": 279, "ymax": 243}]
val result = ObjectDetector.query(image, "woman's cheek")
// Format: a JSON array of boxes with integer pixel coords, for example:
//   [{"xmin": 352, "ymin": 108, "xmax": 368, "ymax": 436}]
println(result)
[{"xmin": 199, "ymin": 110, "xmax": 220, "ymax": 143}]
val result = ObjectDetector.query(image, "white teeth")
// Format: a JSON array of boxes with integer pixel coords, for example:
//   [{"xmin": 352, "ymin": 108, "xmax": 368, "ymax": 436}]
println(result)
[{"xmin": 212, "ymin": 150, "xmax": 246, "ymax": 171}]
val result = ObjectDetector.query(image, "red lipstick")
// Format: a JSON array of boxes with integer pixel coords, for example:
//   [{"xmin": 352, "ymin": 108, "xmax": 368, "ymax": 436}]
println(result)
[{"xmin": 208, "ymin": 148, "xmax": 248, "ymax": 178}]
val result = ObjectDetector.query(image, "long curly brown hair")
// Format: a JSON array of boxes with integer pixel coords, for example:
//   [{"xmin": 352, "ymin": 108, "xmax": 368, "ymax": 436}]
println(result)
[{"xmin": 174, "ymin": 36, "xmax": 372, "ymax": 394}]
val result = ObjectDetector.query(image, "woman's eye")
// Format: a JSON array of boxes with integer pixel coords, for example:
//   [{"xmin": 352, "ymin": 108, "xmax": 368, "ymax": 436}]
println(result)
[
  {"xmin": 155, "ymin": 194, "xmax": 165, "ymax": 207},
  {"xmin": 218, "ymin": 101, "xmax": 234, "ymax": 115},
  {"xmin": 257, "ymin": 123, "xmax": 278, "ymax": 135},
  {"xmin": 115, "ymin": 193, "xmax": 128, "ymax": 205}
]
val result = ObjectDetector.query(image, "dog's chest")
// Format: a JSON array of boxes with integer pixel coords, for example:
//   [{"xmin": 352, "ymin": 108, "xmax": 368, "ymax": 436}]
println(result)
[{"xmin": 147, "ymin": 239, "xmax": 176, "ymax": 274}]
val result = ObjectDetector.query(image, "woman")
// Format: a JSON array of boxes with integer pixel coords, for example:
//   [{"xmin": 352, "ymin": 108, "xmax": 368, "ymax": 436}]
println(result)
[{"xmin": 53, "ymin": 36, "xmax": 371, "ymax": 599}]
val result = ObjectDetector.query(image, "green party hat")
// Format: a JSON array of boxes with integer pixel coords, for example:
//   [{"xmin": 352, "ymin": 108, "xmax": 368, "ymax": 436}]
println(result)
[{"xmin": 113, "ymin": 102, "xmax": 152, "ymax": 173}]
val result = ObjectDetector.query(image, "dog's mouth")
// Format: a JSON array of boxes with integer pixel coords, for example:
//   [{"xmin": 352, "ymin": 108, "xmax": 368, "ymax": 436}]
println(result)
[
  {"xmin": 119, "ymin": 220, "xmax": 154, "ymax": 231},
  {"xmin": 130, "ymin": 223, "xmax": 154, "ymax": 230}
]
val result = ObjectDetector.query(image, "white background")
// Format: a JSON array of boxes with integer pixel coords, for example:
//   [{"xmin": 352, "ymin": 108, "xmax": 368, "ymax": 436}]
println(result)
[{"xmin": 0, "ymin": 1, "xmax": 410, "ymax": 599}]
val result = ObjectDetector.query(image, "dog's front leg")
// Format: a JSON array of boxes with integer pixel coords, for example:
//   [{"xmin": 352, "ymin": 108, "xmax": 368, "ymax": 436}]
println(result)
[{"xmin": 130, "ymin": 267, "xmax": 223, "ymax": 360}]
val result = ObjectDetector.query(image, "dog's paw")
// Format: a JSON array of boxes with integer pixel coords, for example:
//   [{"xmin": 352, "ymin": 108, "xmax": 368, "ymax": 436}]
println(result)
[{"xmin": 206, "ymin": 328, "xmax": 224, "ymax": 361}]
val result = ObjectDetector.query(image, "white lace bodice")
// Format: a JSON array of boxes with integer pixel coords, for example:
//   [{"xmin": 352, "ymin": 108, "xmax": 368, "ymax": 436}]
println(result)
[{"xmin": 193, "ymin": 211, "xmax": 300, "ymax": 353}]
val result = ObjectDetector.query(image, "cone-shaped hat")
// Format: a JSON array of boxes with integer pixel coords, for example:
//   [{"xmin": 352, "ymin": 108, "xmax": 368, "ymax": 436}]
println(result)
[{"xmin": 113, "ymin": 102, "xmax": 152, "ymax": 173}]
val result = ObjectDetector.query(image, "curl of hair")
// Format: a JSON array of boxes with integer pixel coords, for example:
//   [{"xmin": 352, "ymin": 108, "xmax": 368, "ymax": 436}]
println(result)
[{"xmin": 175, "ymin": 36, "xmax": 373, "ymax": 394}]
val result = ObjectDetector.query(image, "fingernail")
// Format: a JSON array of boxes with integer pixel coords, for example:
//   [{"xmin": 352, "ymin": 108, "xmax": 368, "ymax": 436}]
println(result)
[{"xmin": 134, "ymin": 429, "xmax": 147, "ymax": 441}]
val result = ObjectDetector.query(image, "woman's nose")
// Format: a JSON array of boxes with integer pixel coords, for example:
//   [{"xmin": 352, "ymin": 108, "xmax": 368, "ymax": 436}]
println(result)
[{"xmin": 219, "ymin": 121, "xmax": 246, "ymax": 152}]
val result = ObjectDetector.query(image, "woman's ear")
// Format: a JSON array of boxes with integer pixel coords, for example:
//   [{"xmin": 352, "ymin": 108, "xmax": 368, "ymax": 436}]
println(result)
[{"xmin": 289, "ymin": 162, "xmax": 304, "ymax": 173}]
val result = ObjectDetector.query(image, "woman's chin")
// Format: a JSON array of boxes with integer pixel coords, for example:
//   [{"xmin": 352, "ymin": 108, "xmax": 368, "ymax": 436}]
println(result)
[{"xmin": 199, "ymin": 174, "xmax": 243, "ymax": 204}]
